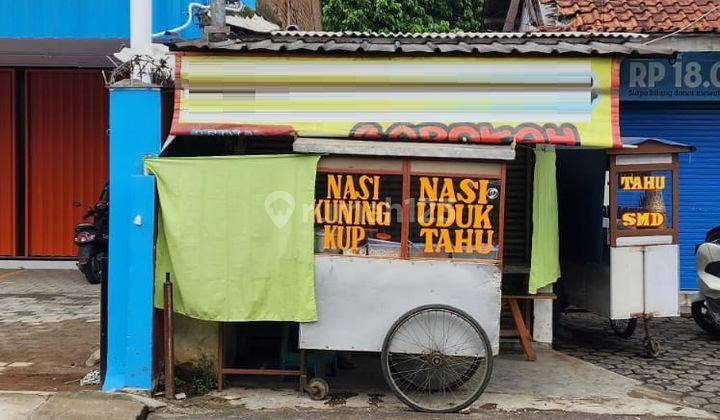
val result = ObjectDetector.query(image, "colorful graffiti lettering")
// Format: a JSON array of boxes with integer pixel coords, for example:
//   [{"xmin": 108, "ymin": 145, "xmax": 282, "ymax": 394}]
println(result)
[{"xmin": 349, "ymin": 122, "xmax": 581, "ymax": 146}]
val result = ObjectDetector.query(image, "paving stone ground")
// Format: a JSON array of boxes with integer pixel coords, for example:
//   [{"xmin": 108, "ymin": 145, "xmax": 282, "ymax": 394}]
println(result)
[
  {"xmin": 2, "ymin": 268, "xmax": 719, "ymax": 416},
  {"xmin": 0, "ymin": 269, "xmax": 100, "ymax": 391},
  {"xmin": 555, "ymin": 311, "xmax": 720, "ymax": 414}
]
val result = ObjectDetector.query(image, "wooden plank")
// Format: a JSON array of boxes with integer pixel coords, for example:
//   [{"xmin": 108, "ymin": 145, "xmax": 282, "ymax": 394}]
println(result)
[
  {"xmin": 502, "ymin": 293, "xmax": 557, "ymax": 300},
  {"xmin": 507, "ymin": 298, "xmax": 537, "ymax": 361},
  {"xmin": 503, "ymin": 0, "xmax": 522, "ymax": 31},
  {"xmin": 294, "ymin": 137, "xmax": 516, "ymax": 161},
  {"xmin": 221, "ymin": 368, "xmax": 303, "ymax": 376},
  {"xmin": 500, "ymin": 329, "xmax": 519, "ymax": 338},
  {"xmin": 610, "ymin": 157, "xmax": 617, "ymax": 247},
  {"xmin": 217, "ymin": 322, "xmax": 224, "ymax": 391},
  {"xmin": 400, "ymin": 159, "xmax": 410, "ymax": 259},
  {"xmin": 523, "ymin": 0, "xmax": 540, "ymax": 26},
  {"xmin": 672, "ymin": 154, "xmax": 679, "ymax": 244},
  {"xmin": 498, "ymin": 163, "xmax": 507, "ymax": 265}
]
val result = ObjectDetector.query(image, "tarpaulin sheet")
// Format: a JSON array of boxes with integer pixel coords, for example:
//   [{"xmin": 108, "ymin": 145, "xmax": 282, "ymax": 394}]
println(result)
[
  {"xmin": 529, "ymin": 147, "xmax": 561, "ymax": 294},
  {"xmin": 172, "ymin": 55, "xmax": 621, "ymax": 148},
  {"xmin": 145, "ymin": 154, "xmax": 320, "ymax": 322}
]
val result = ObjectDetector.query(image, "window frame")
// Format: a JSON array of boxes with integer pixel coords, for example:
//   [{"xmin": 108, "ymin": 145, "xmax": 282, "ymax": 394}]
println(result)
[
  {"xmin": 315, "ymin": 157, "xmax": 507, "ymax": 265},
  {"xmin": 608, "ymin": 156, "xmax": 679, "ymax": 246}
]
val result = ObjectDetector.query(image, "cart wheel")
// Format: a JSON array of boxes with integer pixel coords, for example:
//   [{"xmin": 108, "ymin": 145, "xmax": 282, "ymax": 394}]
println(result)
[
  {"xmin": 645, "ymin": 339, "xmax": 660, "ymax": 358},
  {"xmin": 393, "ymin": 357, "xmax": 481, "ymax": 392},
  {"xmin": 609, "ymin": 318, "xmax": 637, "ymax": 339},
  {"xmin": 381, "ymin": 304, "xmax": 493, "ymax": 413},
  {"xmin": 306, "ymin": 377, "xmax": 329, "ymax": 401}
]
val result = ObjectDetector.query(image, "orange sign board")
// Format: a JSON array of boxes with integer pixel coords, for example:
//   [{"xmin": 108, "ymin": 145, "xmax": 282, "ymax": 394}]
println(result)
[
  {"xmin": 621, "ymin": 211, "xmax": 665, "ymax": 228},
  {"xmin": 619, "ymin": 175, "xmax": 666, "ymax": 191},
  {"xmin": 315, "ymin": 174, "xmax": 391, "ymax": 251},
  {"xmin": 416, "ymin": 177, "xmax": 498, "ymax": 255}
]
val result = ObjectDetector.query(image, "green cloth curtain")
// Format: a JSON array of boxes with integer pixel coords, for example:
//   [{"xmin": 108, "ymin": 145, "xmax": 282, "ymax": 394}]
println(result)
[
  {"xmin": 529, "ymin": 147, "xmax": 561, "ymax": 294},
  {"xmin": 145, "ymin": 154, "xmax": 321, "ymax": 322}
]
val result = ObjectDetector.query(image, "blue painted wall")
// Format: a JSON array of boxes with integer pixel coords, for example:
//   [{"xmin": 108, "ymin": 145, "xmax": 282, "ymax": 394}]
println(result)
[
  {"xmin": 0, "ymin": 0, "xmax": 209, "ymax": 39},
  {"xmin": 104, "ymin": 87, "xmax": 161, "ymax": 391}
]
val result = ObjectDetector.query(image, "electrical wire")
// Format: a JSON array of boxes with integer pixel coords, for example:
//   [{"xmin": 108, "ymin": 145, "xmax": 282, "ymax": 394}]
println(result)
[
  {"xmin": 152, "ymin": 2, "xmax": 210, "ymax": 37},
  {"xmin": 644, "ymin": 3, "xmax": 720, "ymax": 45}
]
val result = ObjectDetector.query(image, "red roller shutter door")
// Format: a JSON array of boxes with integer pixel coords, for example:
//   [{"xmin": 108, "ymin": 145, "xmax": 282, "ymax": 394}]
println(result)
[
  {"xmin": 0, "ymin": 69, "xmax": 16, "ymax": 256},
  {"xmin": 25, "ymin": 70, "xmax": 108, "ymax": 257}
]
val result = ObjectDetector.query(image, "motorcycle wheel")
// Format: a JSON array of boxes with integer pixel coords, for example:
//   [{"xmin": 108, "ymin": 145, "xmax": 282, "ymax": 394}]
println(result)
[
  {"xmin": 77, "ymin": 245, "xmax": 100, "ymax": 284},
  {"xmin": 88, "ymin": 255, "xmax": 104, "ymax": 285},
  {"xmin": 79, "ymin": 263, "xmax": 100, "ymax": 284},
  {"xmin": 691, "ymin": 300, "xmax": 720, "ymax": 336}
]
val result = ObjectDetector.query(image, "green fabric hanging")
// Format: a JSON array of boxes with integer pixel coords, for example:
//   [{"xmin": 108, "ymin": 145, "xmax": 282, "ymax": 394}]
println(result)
[
  {"xmin": 145, "ymin": 154, "xmax": 321, "ymax": 322},
  {"xmin": 529, "ymin": 147, "xmax": 561, "ymax": 294}
]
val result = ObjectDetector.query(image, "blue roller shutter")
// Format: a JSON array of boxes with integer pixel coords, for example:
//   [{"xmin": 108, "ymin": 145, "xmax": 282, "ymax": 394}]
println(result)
[{"xmin": 621, "ymin": 102, "xmax": 720, "ymax": 291}]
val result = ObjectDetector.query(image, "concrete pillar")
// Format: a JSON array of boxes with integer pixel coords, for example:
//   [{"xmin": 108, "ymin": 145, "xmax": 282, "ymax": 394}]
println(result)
[
  {"xmin": 103, "ymin": 85, "xmax": 161, "ymax": 391},
  {"xmin": 533, "ymin": 285, "xmax": 554, "ymax": 344},
  {"xmin": 131, "ymin": 0, "xmax": 153, "ymax": 53}
]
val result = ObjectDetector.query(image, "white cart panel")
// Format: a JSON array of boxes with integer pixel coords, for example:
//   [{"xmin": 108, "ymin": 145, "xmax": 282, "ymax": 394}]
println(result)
[
  {"xmin": 644, "ymin": 244, "xmax": 679, "ymax": 317},
  {"xmin": 300, "ymin": 255, "xmax": 501, "ymax": 355},
  {"xmin": 610, "ymin": 246, "xmax": 644, "ymax": 319},
  {"xmin": 609, "ymin": 245, "xmax": 679, "ymax": 319}
]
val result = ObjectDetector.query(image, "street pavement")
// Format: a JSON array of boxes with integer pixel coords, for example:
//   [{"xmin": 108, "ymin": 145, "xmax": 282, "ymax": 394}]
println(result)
[
  {"xmin": 0, "ymin": 269, "xmax": 717, "ymax": 419},
  {"xmin": 149, "ymin": 404, "xmax": 706, "ymax": 420},
  {"xmin": 0, "ymin": 269, "xmax": 100, "ymax": 391},
  {"xmin": 556, "ymin": 311, "xmax": 720, "ymax": 415}
]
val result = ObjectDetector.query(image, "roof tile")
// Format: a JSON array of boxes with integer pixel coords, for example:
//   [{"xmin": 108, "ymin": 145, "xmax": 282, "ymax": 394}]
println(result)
[{"xmin": 541, "ymin": 0, "xmax": 720, "ymax": 33}]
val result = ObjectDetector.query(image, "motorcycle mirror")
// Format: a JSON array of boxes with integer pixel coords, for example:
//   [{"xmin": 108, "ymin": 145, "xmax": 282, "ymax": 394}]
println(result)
[{"xmin": 72, "ymin": 201, "xmax": 82, "ymax": 208}]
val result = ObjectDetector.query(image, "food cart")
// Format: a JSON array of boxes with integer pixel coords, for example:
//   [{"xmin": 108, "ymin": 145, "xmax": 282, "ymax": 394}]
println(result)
[
  {"xmin": 143, "ymin": 43, "xmax": 659, "ymax": 413},
  {"xmin": 298, "ymin": 148, "xmax": 510, "ymax": 412},
  {"xmin": 558, "ymin": 138, "xmax": 693, "ymax": 357},
  {"xmin": 152, "ymin": 140, "xmax": 510, "ymax": 413}
]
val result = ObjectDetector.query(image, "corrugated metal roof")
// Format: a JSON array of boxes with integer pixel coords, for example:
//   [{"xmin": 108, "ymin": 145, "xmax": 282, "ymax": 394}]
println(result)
[
  {"xmin": 622, "ymin": 137, "xmax": 695, "ymax": 150},
  {"xmin": 173, "ymin": 31, "xmax": 673, "ymax": 55},
  {"xmin": 25, "ymin": 70, "xmax": 109, "ymax": 257},
  {"xmin": 0, "ymin": 70, "xmax": 16, "ymax": 256},
  {"xmin": 0, "ymin": 39, "xmax": 124, "ymax": 68}
]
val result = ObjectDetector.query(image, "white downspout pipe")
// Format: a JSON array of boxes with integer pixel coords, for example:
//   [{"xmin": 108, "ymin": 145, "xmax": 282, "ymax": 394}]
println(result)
[{"xmin": 131, "ymin": 0, "xmax": 153, "ymax": 54}]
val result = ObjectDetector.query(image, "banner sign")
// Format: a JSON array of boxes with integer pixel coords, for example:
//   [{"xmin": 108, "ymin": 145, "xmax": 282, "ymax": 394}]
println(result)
[
  {"xmin": 315, "ymin": 174, "xmax": 390, "ymax": 251},
  {"xmin": 414, "ymin": 176, "xmax": 499, "ymax": 255},
  {"xmin": 621, "ymin": 53, "xmax": 720, "ymax": 101},
  {"xmin": 617, "ymin": 171, "xmax": 669, "ymax": 230},
  {"xmin": 313, "ymin": 172, "xmax": 501, "ymax": 258},
  {"xmin": 174, "ymin": 54, "xmax": 621, "ymax": 148}
]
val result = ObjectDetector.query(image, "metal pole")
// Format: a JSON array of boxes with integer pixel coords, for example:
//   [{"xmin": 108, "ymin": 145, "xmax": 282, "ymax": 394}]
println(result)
[
  {"xmin": 299, "ymin": 349, "xmax": 306, "ymax": 396},
  {"xmin": 210, "ymin": 0, "xmax": 226, "ymax": 28},
  {"xmin": 216, "ymin": 322, "xmax": 224, "ymax": 391},
  {"xmin": 164, "ymin": 272, "xmax": 175, "ymax": 397},
  {"xmin": 208, "ymin": 0, "xmax": 227, "ymax": 42}
]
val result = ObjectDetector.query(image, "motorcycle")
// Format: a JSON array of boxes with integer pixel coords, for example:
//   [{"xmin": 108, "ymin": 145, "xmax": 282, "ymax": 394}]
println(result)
[
  {"xmin": 74, "ymin": 183, "xmax": 109, "ymax": 285},
  {"xmin": 692, "ymin": 225, "xmax": 720, "ymax": 336}
]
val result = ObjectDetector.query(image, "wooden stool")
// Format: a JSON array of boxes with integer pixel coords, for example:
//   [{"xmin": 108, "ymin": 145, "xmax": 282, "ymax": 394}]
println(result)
[{"xmin": 500, "ymin": 293, "xmax": 557, "ymax": 361}]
